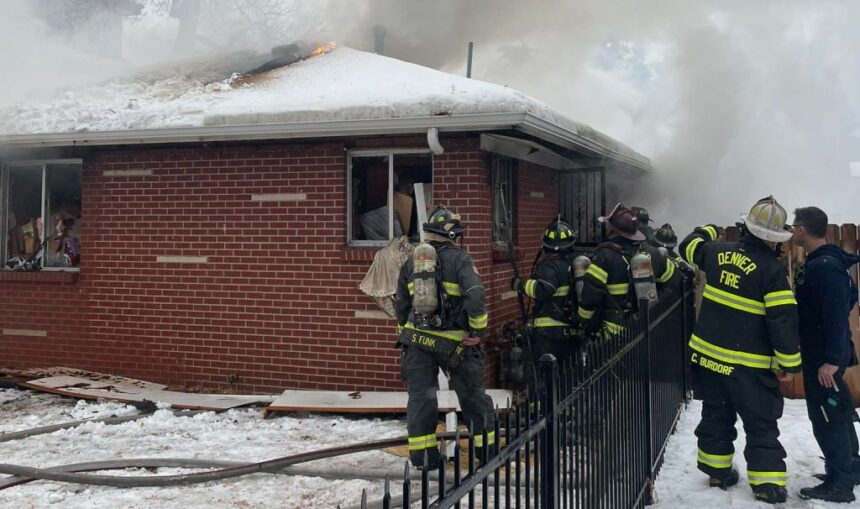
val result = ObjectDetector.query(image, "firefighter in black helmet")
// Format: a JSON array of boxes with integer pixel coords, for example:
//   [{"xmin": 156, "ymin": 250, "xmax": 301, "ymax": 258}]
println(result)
[
  {"xmin": 631, "ymin": 206, "xmax": 657, "ymax": 246},
  {"xmin": 653, "ymin": 223, "xmax": 695, "ymax": 283},
  {"xmin": 512, "ymin": 219, "xmax": 582, "ymax": 377},
  {"xmin": 394, "ymin": 206, "xmax": 496, "ymax": 469},
  {"xmin": 680, "ymin": 196, "xmax": 801, "ymax": 504},
  {"xmin": 578, "ymin": 204, "xmax": 677, "ymax": 339}
]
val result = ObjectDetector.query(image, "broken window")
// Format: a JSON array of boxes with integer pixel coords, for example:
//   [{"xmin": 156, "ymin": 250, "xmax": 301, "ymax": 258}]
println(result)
[
  {"xmin": 491, "ymin": 155, "xmax": 516, "ymax": 246},
  {"xmin": 3, "ymin": 161, "xmax": 82, "ymax": 269},
  {"xmin": 348, "ymin": 151, "xmax": 432, "ymax": 245}
]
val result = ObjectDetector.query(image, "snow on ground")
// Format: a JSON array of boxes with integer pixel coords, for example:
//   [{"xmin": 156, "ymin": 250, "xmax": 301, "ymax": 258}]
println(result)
[
  {"xmin": 654, "ymin": 398, "xmax": 860, "ymax": 508},
  {"xmin": 0, "ymin": 388, "xmax": 407, "ymax": 509}
]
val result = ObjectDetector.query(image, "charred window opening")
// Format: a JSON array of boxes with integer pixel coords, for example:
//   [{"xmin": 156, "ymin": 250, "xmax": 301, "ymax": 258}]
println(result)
[
  {"xmin": 491, "ymin": 155, "xmax": 516, "ymax": 247},
  {"xmin": 2, "ymin": 161, "xmax": 82, "ymax": 270},
  {"xmin": 348, "ymin": 151, "xmax": 432, "ymax": 245}
]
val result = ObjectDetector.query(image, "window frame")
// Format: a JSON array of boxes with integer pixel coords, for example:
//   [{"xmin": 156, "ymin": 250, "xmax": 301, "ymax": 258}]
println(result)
[
  {"xmin": 346, "ymin": 149, "xmax": 433, "ymax": 247},
  {"xmin": 491, "ymin": 155, "xmax": 517, "ymax": 247},
  {"xmin": 1, "ymin": 158, "xmax": 83, "ymax": 272}
]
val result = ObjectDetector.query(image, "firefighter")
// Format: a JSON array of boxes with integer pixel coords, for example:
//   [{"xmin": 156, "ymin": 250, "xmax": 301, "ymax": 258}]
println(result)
[
  {"xmin": 511, "ymin": 219, "xmax": 582, "ymax": 373},
  {"xmin": 653, "ymin": 223, "xmax": 696, "ymax": 283},
  {"xmin": 631, "ymin": 206, "xmax": 657, "ymax": 246},
  {"xmin": 394, "ymin": 206, "xmax": 496, "ymax": 469},
  {"xmin": 680, "ymin": 196, "xmax": 801, "ymax": 504},
  {"xmin": 578, "ymin": 204, "xmax": 677, "ymax": 339}
]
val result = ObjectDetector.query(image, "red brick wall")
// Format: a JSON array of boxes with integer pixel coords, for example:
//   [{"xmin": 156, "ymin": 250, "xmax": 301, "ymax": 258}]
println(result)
[
  {"xmin": 483, "ymin": 162, "xmax": 562, "ymax": 373},
  {"xmin": 0, "ymin": 137, "xmax": 562, "ymax": 393}
]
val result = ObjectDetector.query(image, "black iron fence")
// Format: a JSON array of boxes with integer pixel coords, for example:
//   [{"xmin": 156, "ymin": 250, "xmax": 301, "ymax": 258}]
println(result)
[{"xmin": 350, "ymin": 283, "xmax": 694, "ymax": 509}]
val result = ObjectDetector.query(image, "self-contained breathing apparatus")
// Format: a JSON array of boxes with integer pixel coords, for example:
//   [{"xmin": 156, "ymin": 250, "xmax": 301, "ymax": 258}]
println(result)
[
  {"xmin": 572, "ymin": 255, "xmax": 591, "ymax": 303},
  {"xmin": 411, "ymin": 242, "xmax": 443, "ymax": 329},
  {"xmin": 631, "ymin": 251, "xmax": 658, "ymax": 304}
]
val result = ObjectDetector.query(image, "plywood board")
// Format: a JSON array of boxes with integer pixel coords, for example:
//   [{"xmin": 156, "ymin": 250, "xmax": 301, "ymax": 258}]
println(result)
[
  {"xmin": 267, "ymin": 389, "xmax": 512, "ymax": 414},
  {"xmin": 21, "ymin": 376, "xmax": 273, "ymax": 411},
  {"xmin": 0, "ymin": 366, "xmax": 168, "ymax": 391}
]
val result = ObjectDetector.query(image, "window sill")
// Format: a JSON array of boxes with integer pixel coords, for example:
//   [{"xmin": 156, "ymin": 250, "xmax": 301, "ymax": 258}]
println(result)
[
  {"xmin": 0, "ymin": 270, "xmax": 79, "ymax": 284},
  {"xmin": 342, "ymin": 247, "xmax": 382, "ymax": 263}
]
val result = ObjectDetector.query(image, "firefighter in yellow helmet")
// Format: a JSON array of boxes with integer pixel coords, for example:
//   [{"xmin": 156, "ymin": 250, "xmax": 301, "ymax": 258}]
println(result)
[
  {"xmin": 511, "ymin": 219, "xmax": 583, "ymax": 385},
  {"xmin": 394, "ymin": 206, "xmax": 495, "ymax": 469},
  {"xmin": 680, "ymin": 196, "xmax": 801, "ymax": 504},
  {"xmin": 578, "ymin": 204, "xmax": 677, "ymax": 339}
]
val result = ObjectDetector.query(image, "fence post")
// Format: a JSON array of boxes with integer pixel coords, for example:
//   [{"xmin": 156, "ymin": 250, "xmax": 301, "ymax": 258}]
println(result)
[
  {"xmin": 540, "ymin": 353, "xmax": 559, "ymax": 509},
  {"xmin": 641, "ymin": 299, "xmax": 654, "ymax": 483}
]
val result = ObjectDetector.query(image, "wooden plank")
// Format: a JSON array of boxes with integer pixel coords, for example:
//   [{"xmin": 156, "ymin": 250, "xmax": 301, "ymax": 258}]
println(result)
[
  {"xmin": 21, "ymin": 376, "xmax": 273, "ymax": 411},
  {"xmin": 1, "ymin": 367, "xmax": 168, "ymax": 390},
  {"xmin": 267, "ymin": 389, "xmax": 512, "ymax": 414}
]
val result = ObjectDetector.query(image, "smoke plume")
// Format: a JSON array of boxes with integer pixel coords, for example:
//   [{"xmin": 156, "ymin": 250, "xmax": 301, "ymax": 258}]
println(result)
[{"xmin": 2, "ymin": 0, "xmax": 858, "ymax": 231}]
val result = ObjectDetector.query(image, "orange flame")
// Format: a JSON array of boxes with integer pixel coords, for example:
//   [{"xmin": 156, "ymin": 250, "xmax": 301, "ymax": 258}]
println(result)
[{"xmin": 310, "ymin": 41, "xmax": 337, "ymax": 57}]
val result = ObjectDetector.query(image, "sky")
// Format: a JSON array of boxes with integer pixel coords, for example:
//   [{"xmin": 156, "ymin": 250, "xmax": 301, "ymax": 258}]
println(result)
[{"xmin": 1, "ymin": 0, "xmax": 858, "ymax": 231}]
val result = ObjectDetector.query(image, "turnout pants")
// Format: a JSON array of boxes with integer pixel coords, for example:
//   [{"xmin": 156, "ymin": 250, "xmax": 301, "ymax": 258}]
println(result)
[
  {"xmin": 401, "ymin": 345, "xmax": 496, "ymax": 467},
  {"xmin": 693, "ymin": 368, "xmax": 788, "ymax": 490},
  {"xmin": 530, "ymin": 326, "xmax": 585, "ymax": 396},
  {"xmin": 803, "ymin": 369, "xmax": 860, "ymax": 491}
]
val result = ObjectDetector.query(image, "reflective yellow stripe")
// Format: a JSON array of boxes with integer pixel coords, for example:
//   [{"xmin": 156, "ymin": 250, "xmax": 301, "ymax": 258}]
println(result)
[
  {"xmin": 408, "ymin": 282, "xmax": 415, "ymax": 296},
  {"xmin": 607, "ymin": 283, "xmax": 629, "ymax": 296},
  {"xmin": 774, "ymin": 349, "xmax": 801, "ymax": 368},
  {"xmin": 443, "ymin": 281, "xmax": 462, "ymax": 297},
  {"xmin": 697, "ymin": 449, "xmax": 733, "ymax": 469},
  {"xmin": 586, "ymin": 264, "xmax": 608, "ymax": 284},
  {"xmin": 475, "ymin": 431, "xmax": 496, "ymax": 447},
  {"xmin": 404, "ymin": 323, "xmax": 468, "ymax": 341},
  {"xmin": 702, "ymin": 285, "xmax": 766, "ymax": 316},
  {"xmin": 408, "ymin": 433, "xmax": 439, "ymax": 451},
  {"xmin": 553, "ymin": 286, "xmax": 570, "ymax": 297},
  {"xmin": 578, "ymin": 307, "xmax": 595, "ymax": 320},
  {"xmin": 603, "ymin": 321, "xmax": 625, "ymax": 334},
  {"xmin": 689, "ymin": 334, "xmax": 773, "ymax": 369},
  {"xmin": 685, "ymin": 237, "xmax": 704, "ymax": 267},
  {"xmin": 534, "ymin": 317, "xmax": 573, "ymax": 328},
  {"xmin": 764, "ymin": 290, "xmax": 797, "ymax": 308},
  {"xmin": 747, "ymin": 471, "xmax": 787, "ymax": 487},
  {"xmin": 524, "ymin": 280, "xmax": 537, "ymax": 298},
  {"xmin": 469, "ymin": 314, "xmax": 488, "ymax": 330},
  {"xmin": 656, "ymin": 259, "xmax": 676, "ymax": 283},
  {"xmin": 702, "ymin": 226, "xmax": 718, "ymax": 241}
]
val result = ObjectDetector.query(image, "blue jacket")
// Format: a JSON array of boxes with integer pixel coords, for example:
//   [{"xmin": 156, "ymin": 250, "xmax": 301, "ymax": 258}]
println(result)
[{"xmin": 795, "ymin": 244, "xmax": 860, "ymax": 369}]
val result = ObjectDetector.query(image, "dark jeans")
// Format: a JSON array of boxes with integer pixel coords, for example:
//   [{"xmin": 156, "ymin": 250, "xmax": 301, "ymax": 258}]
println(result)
[{"xmin": 803, "ymin": 369, "xmax": 860, "ymax": 490}]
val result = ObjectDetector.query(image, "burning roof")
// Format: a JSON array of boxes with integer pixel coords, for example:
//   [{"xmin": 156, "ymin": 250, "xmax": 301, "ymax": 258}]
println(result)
[{"xmin": 0, "ymin": 46, "xmax": 649, "ymax": 171}]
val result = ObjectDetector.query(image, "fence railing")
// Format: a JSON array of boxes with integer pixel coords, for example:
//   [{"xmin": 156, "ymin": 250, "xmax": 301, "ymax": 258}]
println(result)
[{"xmin": 349, "ymin": 283, "xmax": 695, "ymax": 509}]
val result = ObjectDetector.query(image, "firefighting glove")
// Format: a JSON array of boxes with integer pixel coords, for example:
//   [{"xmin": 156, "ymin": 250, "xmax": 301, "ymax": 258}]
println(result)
[
  {"xmin": 511, "ymin": 277, "xmax": 525, "ymax": 293},
  {"xmin": 694, "ymin": 224, "xmax": 720, "ymax": 242}
]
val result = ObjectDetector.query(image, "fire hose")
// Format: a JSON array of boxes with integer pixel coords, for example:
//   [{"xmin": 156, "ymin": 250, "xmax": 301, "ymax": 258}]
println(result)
[
  {"xmin": 0, "ymin": 458, "xmax": 454, "ymax": 491},
  {"xmin": 0, "ymin": 430, "xmax": 493, "ymax": 488}
]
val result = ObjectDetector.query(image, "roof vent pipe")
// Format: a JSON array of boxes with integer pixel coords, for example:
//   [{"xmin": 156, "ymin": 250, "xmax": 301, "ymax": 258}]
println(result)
[
  {"xmin": 427, "ymin": 128, "xmax": 444, "ymax": 155},
  {"xmin": 372, "ymin": 25, "xmax": 386, "ymax": 55}
]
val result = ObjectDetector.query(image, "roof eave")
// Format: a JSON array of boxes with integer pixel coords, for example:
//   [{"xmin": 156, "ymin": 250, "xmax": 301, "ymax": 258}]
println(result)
[
  {"xmin": 0, "ymin": 113, "xmax": 524, "ymax": 149},
  {"xmin": 0, "ymin": 111, "xmax": 651, "ymax": 172},
  {"xmin": 518, "ymin": 113, "xmax": 652, "ymax": 173}
]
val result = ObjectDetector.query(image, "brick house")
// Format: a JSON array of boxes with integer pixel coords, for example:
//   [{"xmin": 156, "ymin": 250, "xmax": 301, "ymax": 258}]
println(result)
[{"xmin": 0, "ymin": 47, "xmax": 650, "ymax": 393}]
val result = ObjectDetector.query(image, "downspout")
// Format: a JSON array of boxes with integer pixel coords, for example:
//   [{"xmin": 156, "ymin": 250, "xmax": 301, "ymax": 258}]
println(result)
[{"xmin": 427, "ymin": 128, "xmax": 444, "ymax": 155}]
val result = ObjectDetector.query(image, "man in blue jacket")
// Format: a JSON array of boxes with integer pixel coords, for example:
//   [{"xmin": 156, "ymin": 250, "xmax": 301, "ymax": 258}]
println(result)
[{"xmin": 792, "ymin": 206, "xmax": 860, "ymax": 503}]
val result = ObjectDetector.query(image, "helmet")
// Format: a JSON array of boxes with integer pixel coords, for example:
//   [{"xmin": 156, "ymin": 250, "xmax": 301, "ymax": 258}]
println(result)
[
  {"xmin": 423, "ymin": 206, "xmax": 467, "ymax": 239},
  {"xmin": 599, "ymin": 203, "xmax": 646, "ymax": 242},
  {"xmin": 740, "ymin": 196, "xmax": 793, "ymax": 243},
  {"xmin": 653, "ymin": 223, "xmax": 678, "ymax": 249},
  {"xmin": 541, "ymin": 219, "xmax": 577, "ymax": 251},
  {"xmin": 631, "ymin": 206, "xmax": 652, "ymax": 225}
]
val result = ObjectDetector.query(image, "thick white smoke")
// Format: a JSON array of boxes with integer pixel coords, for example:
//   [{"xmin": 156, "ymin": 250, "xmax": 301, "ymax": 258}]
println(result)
[{"xmin": 1, "ymin": 0, "xmax": 858, "ymax": 231}]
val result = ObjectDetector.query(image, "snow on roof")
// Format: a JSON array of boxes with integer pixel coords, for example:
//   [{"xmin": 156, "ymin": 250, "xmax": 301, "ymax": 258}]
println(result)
[{"xmin": 0, "ymin": 47, "xmax": 648, "ymax": 169}]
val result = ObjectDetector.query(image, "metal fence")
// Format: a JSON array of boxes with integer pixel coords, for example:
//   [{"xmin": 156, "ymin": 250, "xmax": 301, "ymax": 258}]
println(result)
[{"xmin": 350, "ymin": 283, "xmax": 694, "ymax": 509}]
